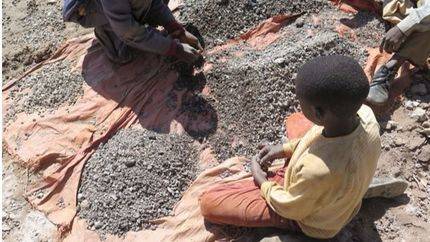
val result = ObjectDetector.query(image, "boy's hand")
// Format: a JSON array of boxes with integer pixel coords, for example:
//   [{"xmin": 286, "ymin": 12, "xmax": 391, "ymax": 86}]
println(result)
[
  {"xmin": 251, "ymin": 156, "xmax": 268, "ymax": 187},
  {"xmin": 380, "ymin": 26, "xmax": 405, "ymax": 54},
  {"xmin": 171, "ymin": 29, "xmax": 203, "ymax": 51},
  {"xmin": 176, "ymin": 43, "xmax": 201, "ymax": 64},
  {"xmin": 257, "ymin": 144, "xmax": 286, "ymax": 170}
]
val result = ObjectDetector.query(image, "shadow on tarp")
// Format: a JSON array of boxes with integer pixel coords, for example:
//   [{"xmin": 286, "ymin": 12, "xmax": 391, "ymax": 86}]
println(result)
[{"xmin": 81, "ymin": 41, "xmax": 218, "ymax": 140}]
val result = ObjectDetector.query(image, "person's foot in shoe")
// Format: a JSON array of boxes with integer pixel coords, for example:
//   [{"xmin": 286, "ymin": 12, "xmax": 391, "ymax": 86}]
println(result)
[{"xmin": 366, "ymin": 55, "xmax": 404, "ymax": 106}]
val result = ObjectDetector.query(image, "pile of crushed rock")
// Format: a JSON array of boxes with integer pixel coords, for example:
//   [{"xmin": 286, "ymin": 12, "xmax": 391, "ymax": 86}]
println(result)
[
  {"xmin": 77, "ymin": 127, "xmax": 198, "ymax": 235},
  {"xmin": 5, "ymin": 60, "xmax": 84, "ymax": 124}
]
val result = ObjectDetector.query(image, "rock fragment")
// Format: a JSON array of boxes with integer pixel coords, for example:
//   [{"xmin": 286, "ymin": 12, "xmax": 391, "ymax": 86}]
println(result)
[
  {"xmin": 417, "ymin": 146, "xmax": 430, "ymax": 163},
  {"xmin": 410, "ymin": 108, "xmax": 427, "ymax": 122}
]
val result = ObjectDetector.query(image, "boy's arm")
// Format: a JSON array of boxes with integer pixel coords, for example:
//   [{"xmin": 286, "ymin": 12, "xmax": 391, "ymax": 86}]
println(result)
[
  {"xmin": 145, "ymin": 0, "xmax": 185, "ymax": 34},
  {"xmin": 260, "ymin": 156, "xmax": 328, "ymax": 221},
  {"xmin": 282, "ymin": 138, "xmax": 301, "ymax": 157},
  {"xmin": 145, "ymin": 0, "xmax": 202, "ymax": 51},
  {"xmin": 100, "ymin": 0, "xmax": 178, "ymax": 56},
  {"xmin": 258, "ymin": 138, "xmax": 301, "ymax": 167},
  {"xmin": 397, "ymin": 1, "xmax": 430, "ymax": 36}
]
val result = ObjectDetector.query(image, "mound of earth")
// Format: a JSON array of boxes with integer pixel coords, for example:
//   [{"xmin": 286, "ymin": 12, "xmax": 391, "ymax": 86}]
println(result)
[
  {"xmin": 179, "ymin": 0, "xmax": 328, "ymax": 46},
  {"xmin": 77, "ymin": 127, "xmax": 198, "ymax": 236},
  {"xmin": 5, "ymin": 60, "xmax": 84, "ymax": 124},
  {"xmin": 202, "ymin": 30, "xmax": 366, "ymax": 162}
]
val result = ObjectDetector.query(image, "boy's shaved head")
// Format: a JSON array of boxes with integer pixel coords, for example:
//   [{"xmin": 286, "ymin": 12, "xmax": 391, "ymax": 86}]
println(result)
[{"xmin": 295, "ymin": 55, "xmax": 369, "ymax": 119}]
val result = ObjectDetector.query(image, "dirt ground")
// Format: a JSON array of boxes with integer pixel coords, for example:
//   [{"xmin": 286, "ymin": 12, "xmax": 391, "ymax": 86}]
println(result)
[{"xmin": 2, "ymin": 0, "xmax": 430, "ymax": 241}]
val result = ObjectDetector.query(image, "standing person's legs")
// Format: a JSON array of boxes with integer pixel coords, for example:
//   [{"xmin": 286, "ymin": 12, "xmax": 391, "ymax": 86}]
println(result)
[
  {"xmin": 367, "ymin": 0, "xmax": 428, "ymax": 105},
  {"xmin": 397, "ymin": 31, "xmax": 430, "ymax": 69},
  {"xmin": 199, "ymin": 168, "xmax": 301, "ymax": 232}
]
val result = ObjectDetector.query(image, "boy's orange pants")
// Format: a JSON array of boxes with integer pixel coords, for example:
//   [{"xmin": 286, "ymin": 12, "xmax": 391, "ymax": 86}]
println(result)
[{"xmin": 199, "ymin": 166, "xmax": 301, "ymax": 232}]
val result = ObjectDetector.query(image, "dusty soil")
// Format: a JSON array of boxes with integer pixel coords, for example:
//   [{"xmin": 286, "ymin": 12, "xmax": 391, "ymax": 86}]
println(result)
[
  {"xmin": 2, "ymin": 152, "xmax": 58, "ymax": 242},
  {"xmin": 2, "ymin": 0, "xmax": 430, "ymax": 241},
  {"xmin": 77, "ymin": 127, "xmax": 199, "ymax": 236}
]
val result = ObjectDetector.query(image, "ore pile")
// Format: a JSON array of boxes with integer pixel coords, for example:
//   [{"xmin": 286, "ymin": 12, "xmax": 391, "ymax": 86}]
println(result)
[
  {"xmin": 203, "ymin": 31, "xmax": 367, "ymax": 161},
  {"xmin": 5, "ymin": 61, "xmax": 84, "ymax": 123},
  {"xmin": 77, "ymin": 127, "xmax": 198, "ymax": 235},
  {"xmin": 179, "ymin": 0, "xmax": 328, "ymax": 46}
]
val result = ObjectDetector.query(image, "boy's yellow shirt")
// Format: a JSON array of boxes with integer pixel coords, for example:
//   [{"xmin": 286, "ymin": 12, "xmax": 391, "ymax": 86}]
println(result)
[{"xmin": 261, "ymin": 105, "xmax": 381, "ymax": 239}]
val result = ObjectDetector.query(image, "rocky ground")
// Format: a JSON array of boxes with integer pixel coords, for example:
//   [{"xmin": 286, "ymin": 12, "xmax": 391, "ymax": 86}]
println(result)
[
  {"xmin": 77, "ymin": 127, "xmax": 199, "ymax": 236},
  {"xmin": 2, "ymin": 152, "xmax": 58, "ymax": 242},
  {"xmin": 2, "ymin": 0, "xmax": 430, "ymax": 241},
  {"xmin": 2, "ymin": 0, "xmax": 89, "ymax": 83}
]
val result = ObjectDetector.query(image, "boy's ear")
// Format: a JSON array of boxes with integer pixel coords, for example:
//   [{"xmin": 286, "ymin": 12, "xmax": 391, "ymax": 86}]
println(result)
[{"xmin": 314, "ymin": 106, "xmax": 325, "ymax": 121}]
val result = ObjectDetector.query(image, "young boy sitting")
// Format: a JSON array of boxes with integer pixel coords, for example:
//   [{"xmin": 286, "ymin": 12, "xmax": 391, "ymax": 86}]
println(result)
[{"xmin": 199, "ymin": 55, "xmax": 381, "ymax": 239}]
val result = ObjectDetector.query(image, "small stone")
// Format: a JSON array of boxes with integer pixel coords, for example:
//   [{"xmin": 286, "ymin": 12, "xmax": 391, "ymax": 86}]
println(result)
[
  {"xmin": 407, "ymin": 136, "xmax": 425, "ymax": 150},
  {"xmin": 216, "ymin": 0, "xmax": 229, "ymax": 5},
  {"xmin": 421, "ymin": 128, "xmax": 430, "ymax": 137},
  {"xmin": 94, "ymin": 221, "xmax": 102, "ymax": 229},
  {"xmin": 417, "ymin": 146, "xmax": 430, "ymax": 163},
  {"xmin": 394, "ymin": 137, "xmax": 406, "ymax": 146},
  {"xmin": 273, "ymin": 57, "xmax": 286, "ymax": 65},
  {"xmin": 384, "ymin": 120, "xmax": 398, "ymax": 130},
  {"xmin": 36, "ymin": 191, "xmax": 44, "ymax": 199},
  {"xmin": 404, "ymin": 100, "xmax": 419, "ymax": 110},
  {"xmin": 410, "ymin": 83, "xmax": 427, "ymax": 96},
  {"xmin": 295, "ymin": 19, "xmax": 305, "ymax": 28},
  {"xmin": 80, "ymin": 199, "xmax": 90, "ymax": 209},
  {"xmin": 77, "ymin": 193, "xmax": 84, "ymax": 200},
  {"xmin": 410, "ymin": 107, "xmax": 427, "ymax": 122},
  {"xmin": 125, "ymin": 160, "xmax": 136, "ymax": 167},
  {"xmin": 110, "ymin": 194, "xmax": 118, "ymax": 201},
  {"xmin": 291, "ymin": 73, "xmax": 298, "ymax": 80},
  {"xmin": 2, "ymin": 224, "xmax": 11, "ymax": 231},
  {"xmin": 423, "ymin": 121, "xmax": 430, "ymax": 128}
]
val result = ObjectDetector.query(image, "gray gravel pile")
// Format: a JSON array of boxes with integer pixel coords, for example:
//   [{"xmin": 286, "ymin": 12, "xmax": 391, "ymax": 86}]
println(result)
[
  {"xmin": 2, "ymin": 0, "xmax": 86, "ymax": 82},
  {"xmin": 5, "ymin": 61, "xmax": 84, "ymax": 123},
  {"xmin": 204, "ymin": 31, "xmax": 366, "ymax": 161},
  {"xmin": 77, "ymin": 127, "xmax": 198, "ymax": 235},
  {"xmin": 319, "ymin": 9, "xmax": 387, "ymax": 47},
  {"xmin": 179, "ymin": 0, "xmax": 329, "ymax": 46},
  {"xmin": 3, "ymin": 0, "xmax": 66, "ymax": 54}
]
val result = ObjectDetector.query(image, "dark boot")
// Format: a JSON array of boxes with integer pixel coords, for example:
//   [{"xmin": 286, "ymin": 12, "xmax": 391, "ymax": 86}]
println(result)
[{"xmin": 366, "ymin": 65, "xmax": 398, "ymax": 106}]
